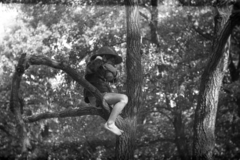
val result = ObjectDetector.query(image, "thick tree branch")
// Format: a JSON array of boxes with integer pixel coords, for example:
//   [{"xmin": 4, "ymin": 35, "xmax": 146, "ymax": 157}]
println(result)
[{"xmin": 24, "ymin": 106, "xmax": 100, "ymax": 123}]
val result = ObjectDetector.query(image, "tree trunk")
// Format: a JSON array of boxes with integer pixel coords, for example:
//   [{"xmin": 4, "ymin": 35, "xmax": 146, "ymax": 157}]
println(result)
[
  {"xmin": 10, "ymin": 53, "xmax": 31, "ymax": 156},
  {"xmin": 173, "ymin": 101, "xmax": 190, "ymax": 160},
  {"xmin": 149, "ymin": 0, "xmax": 160, "ymax": 47},
  {"xmin": 115, "ymin": 0, "xmax": 142, "ymax": 159},
  {"xmin": 192, "ymin": 3, "xmax": 240, "ymax": 160}
]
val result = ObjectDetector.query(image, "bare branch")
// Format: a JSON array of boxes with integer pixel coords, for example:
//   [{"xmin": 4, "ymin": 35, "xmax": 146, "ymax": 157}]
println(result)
[
  {"xmin": 192, "ymin": 25, "xmax": 213, "ymax": 40},
  {"xmin": 139, "ymin": 11, "xmax": 149, "ymax": 21},
  {"xmin": 24, "ymin": 106, "xmax": 100, "ymax": 123}
]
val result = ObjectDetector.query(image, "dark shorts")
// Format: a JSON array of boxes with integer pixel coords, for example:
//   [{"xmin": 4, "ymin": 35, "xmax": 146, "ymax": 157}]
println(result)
[{"xmin": 84, "ymin": 82, "xmax": 111, "ymax": 103}]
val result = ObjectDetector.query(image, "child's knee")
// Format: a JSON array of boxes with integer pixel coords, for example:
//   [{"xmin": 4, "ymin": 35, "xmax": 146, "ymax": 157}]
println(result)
[{"xmin": 120, "ymin": 94, "xmax": 128, "ymax": 104}]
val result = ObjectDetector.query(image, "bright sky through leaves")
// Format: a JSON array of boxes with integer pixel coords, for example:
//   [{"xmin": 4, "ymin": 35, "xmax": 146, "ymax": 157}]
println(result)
[{"xmin": 0, "ymin": 4, "xmax": 18, "ymax": 42}]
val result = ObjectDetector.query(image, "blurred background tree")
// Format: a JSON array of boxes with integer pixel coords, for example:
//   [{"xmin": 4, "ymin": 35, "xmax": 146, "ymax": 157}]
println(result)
[{"xmin": 0, "ymin": 0, "xmax": 240, "ymax": 159}]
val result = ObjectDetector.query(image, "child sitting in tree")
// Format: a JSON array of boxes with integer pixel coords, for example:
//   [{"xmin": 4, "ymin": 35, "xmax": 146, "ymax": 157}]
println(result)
[{"xmin": 83, "ymin": 46, "xmax": 128, "ymax": 136}]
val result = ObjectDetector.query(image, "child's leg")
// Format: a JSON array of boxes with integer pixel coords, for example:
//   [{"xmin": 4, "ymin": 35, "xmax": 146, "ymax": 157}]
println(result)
[
  {"xmin": 88, "ymin": 97, "xmax": 96, "ymax": 106},
  {"xmin": 104, "ymin": 93, "xmax": 128, "ymax": 122},
  {"xmin": 103, "ymin": 93, "xmax": 128, "ymax": 135}
]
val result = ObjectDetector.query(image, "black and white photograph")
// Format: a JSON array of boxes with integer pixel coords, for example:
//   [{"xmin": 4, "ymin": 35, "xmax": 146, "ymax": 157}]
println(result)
[{"xmin": 0, "ymin": 0, "xmax": 240, "ymax": 159}]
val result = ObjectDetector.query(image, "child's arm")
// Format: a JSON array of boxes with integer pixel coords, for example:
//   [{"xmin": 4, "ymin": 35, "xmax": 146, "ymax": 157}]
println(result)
[
  {"xmin": 102, "ymin": 63, "xmax": 119, "ymax": 82},
  {"xmin": 102, "ymin": 63, "xmax": 118, "ymax": 76}
]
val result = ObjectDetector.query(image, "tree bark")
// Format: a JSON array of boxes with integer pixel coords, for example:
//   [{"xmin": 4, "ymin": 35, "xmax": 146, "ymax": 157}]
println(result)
[
  {"xmin": 192, "ymin": 2, "xmax": 240, "ymax": 160},
  {"xmin": 25, "ymin": 106, "xmax": 100, "ymax": 123},
  {"xmin": 115, "ymin": 0, "xmax": 142, "ymax": 159},
  {"xmin": 9, "ymin": 53, "xmax": 31, "ymax": 155},
  {"xmin": 149, "ymin": 0, "xmax": 160, "ymax": 47},
  {"xmin": 174, "ymin": 97, "xmax": 191, "ymax": 160}
]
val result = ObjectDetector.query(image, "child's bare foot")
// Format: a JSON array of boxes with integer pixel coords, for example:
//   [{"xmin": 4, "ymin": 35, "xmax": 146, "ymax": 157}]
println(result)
[{"xmin": 104, "ymin": 122, "xmax": 122, "ymax": 136}]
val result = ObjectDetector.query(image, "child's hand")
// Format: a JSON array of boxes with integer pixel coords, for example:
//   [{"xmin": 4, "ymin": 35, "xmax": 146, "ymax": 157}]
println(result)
[{"xmin": 103, "ymin": 63, "xmax": 117, "ymax": 75}]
